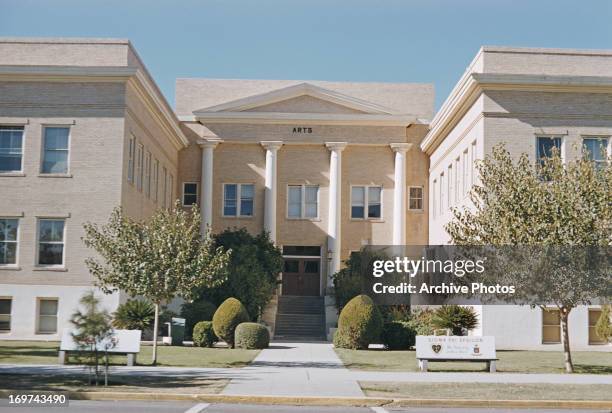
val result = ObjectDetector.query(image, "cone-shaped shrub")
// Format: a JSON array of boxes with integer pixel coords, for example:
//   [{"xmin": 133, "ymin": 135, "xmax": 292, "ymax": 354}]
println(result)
[
  {"xmin": 212, "ymin": 297, "xmax": 250, "ymax": 348},
  {"xmin": 235, "ymin": 322, "xmax": 270, "ymax": 349},
  {"xmin": 334, "ymin": 294, "xmax": 383, "ymax": 350}
]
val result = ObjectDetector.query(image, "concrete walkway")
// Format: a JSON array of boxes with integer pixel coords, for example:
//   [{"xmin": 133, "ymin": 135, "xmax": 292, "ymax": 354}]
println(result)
[{"xmin": 221, "ymin": 341, "xmax": 364, "ymax": 397}]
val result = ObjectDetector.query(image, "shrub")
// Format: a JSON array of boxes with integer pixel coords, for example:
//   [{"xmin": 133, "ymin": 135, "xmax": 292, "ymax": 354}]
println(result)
[
  {"xmin": 406, "ymin": 308, "xmax": 435, "ymax": 336},
  {"xmin": 332, "ymin": 250, "xmax": 387, "ymax": 312},
  {"xmin": 381, "ymin": 321, "xmax": 416, "ymax": 350},
  {"xmin": 235, "ymin": 322, "xmax": 270, "ymax": 349},
  {"xmin": 112, "ymin": 299, "xmax": 155, "ymax": 331},
  {"xmin": 334, "ymin": 294, "xmax": 383, "ymax": 349},
  {"xmin": 595, "ymin": 305, "xmax": 612, "ymax": 343},
  {"xmin": 192, "ymin": 321, "xmax": 216, "ymax": 347},
  {"xmin": 181, "ymin": 299, "xmax": 217, "ymax": 339},
  {"xmin": 199, "ymin": 229, "xmax": 282, "ymax": 319},
  {"xmin": 212, "ymin": 298, "xmax": 250, "ymax": 348},
  {"xmin": 432, "ymin": 305, "xmax": 479, "ymax": 336}
]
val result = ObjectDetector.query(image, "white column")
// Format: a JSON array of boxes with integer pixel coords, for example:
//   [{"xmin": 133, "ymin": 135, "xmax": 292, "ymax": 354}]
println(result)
[
  {"xmin": 261, "ymin": 141, "xmax": 283, "ymax": 243},
  {"xmin": 199, "ymin": 140, "xmax": 220, "ymax": 236},
  {"xmin": 326, "ymin": 142, "xmax": 347, "ymax": 284},
  {"xmin": 390, "ymin": 143, "xmax": 411, "ymax": 245}
]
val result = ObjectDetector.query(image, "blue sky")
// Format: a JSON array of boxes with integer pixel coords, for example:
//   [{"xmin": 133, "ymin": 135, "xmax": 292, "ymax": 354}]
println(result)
[{"xmin": 1, "ymin": 0, "xmax": 611, "ymax": 110}]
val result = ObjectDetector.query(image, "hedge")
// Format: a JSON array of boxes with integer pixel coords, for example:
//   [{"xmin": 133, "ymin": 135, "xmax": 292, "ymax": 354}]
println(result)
[
  {"xmin": 212, "ymin": 297, "xmax": 250, "ymax": 348},
  {"xmin": 235, "ymin": 322, "xmax": 270, "ymax": 349},
  {"xmin": 192, "ymin": 321, "xmax": 216, "ymax": 348},
  {"xmin": 334, "ymin": 294, "xmax": 383, "ymax": 350}
]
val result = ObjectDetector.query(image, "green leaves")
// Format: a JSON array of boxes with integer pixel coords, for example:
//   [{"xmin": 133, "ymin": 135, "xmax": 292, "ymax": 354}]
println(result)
[{"xmin": 82, "ymin": 201, "xmax": 230, "ymax": 305}]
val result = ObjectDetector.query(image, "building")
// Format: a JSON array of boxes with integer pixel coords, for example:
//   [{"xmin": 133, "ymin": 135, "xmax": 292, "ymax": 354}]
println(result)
[
  {"xmin": 422, "ymin": 46, "xmax": 612, "ymax": 350},
  {"xmin": 0, "ymin": 38, "xmax": 609, "ymax": 349}
]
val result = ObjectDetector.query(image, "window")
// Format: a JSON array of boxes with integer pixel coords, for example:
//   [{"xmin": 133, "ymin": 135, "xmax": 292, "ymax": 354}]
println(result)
[
  {"xmin": 127, "ymin": 136, "xmax": 135, "ymax": 183},
  {"xmin": 162, "ymin": 167, "xmax": 167, "ymax": 208},
  {"xmin": 454, "ymin": 157, "xmax": 460, "ymax": 203},
  {"xmin": 38, "ymin": 219, "xmax": 65, "ymax": 266},
  {"xmin": 470, "ymin": 141, "xmax": 477, "ymax": 186},
  {"xmin": 0, "ymin": 218, "xmax": 18, "ymax": 265},
  {"xmin": 432, "ymin": 180, "xmax": 437, "ymax": 218},
  {"xmin": 152, "ymin": 159, "xmax": 159, "ymax": 202},
  {"xmin": 351, "ymin": 186, "xmax": 382, "ymax": 219},
  {"xmin": 439, "ymin": 172, "xmax": 445, "ymax": 214},
  {"xmin": 168, "ymin": 174, "xmax": 174, "ymax": 207},
  {"xmin": 288, "ymin": 185, "xmax": 319, "ymax": 219},
  {"xmin": 447, "ymin": 164, "xmax": 453, "ymax": 207},
  {"xmin": 462, "ymin": 149, "xmax": 469, "ymax": 197},
  {"xmin": 183, "ymin": 183, "xmax": 198, "ymax": 206},
  {"xmin": 145, "ymin": 151, "xmax": 151, "ymax": 198},
  {"xmin": 42, "ymin": 127, "xmax": 69, "ymax": 174},
  {"xmin": 588, "ymin": 309, "xmax": 606, "ymax": 345},
  {"xmin": 542, "ymin": 309, "xmax": 561, "ymax": 344},
  {"xmin": 536, "ymin": 136, "xmax": 562, "ymax": 166},
  {"xmin": 136, "ymin": 143, "xmax": 144, "ymax": 191},
  {"xmin": 223, "ymin": 184, "xmax": 255, "ymax": 217},
  {"xmin": 583, "ymin": 138, "xmax": 608, "ymax": 169},
  {"xmin": 409, "ymin": 187, "xmax": 423, "ymax": 210},
  {"xmin": 0, "ymin": 126, "xmax": 24, "ymax": 173},
  {"xmin": 0, "ymin": 299, "xmax": 11, "ymax": 332},
  {"xmin": 37, "ymin": 298, "xmax": 58, "ymax": 334}
]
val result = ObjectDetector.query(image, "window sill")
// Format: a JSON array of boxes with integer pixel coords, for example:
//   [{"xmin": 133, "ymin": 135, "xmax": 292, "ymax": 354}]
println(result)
[
  {"xmin": 33, "ymin": 266, "xmax": 68, "ymax": 272},
  {"xmin": 221, "ymin": 216, "xmax": 254, "ymax": 220},
  {"xmin": 408, "ymin": 209, "xmax": 424, "ymax": 213},
  {"xmin": 350, "ymin": 218, "xmax": 385, "ymax": 222},
  {"xmin": 38, "ymin": 173, "xmax": 73, "ymax": 178},
  {"xmin": 0, "ymin": 172, "xmax": 25, "ymax": 177},
  {"xmin": 0, "ymin": 266, "xmax": 21, "ymax": 271},
  {"xmin": 286, "ymin": 218, "xmax": 321, "ymax": 222}
]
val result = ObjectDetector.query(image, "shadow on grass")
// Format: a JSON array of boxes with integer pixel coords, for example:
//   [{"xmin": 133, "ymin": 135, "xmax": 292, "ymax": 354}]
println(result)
[{"xmin": 574, "ymin": 364, "xmax": 612, "ymax": 374}]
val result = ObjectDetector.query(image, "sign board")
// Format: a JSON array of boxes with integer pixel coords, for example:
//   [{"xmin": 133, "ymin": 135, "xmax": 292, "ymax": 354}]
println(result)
[
  {"xmin": 60, "ymin": 329, "xmax": 141, "ymax": 353},
  {"xmin": 416, "ymin": 335, "xmax": 496, "ymax": 359}
]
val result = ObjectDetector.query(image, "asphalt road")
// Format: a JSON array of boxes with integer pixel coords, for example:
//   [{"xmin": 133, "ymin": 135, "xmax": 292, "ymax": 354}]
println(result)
[{"xmin": 0, "ymin": 400, "xmax": 609, "ymax": 413}]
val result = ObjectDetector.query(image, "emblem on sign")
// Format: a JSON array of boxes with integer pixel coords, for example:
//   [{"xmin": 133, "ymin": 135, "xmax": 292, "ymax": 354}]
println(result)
[
  {"xmin": 473, "ymin": 344, "xmax": 480, "ymax": 354},
  {"xmin": 432, "ymin": 344, "xmax": 442, "ymax": 353}
]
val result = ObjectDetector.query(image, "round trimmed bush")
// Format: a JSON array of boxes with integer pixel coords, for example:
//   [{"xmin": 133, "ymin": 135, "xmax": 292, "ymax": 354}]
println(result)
[
  {"xmin": 212, "ymin": 298, "xmax": 250, "ymax": 348},
  {"xmin": 334, "ymin": 294, "xmax": 383, "ymax": 350},
  {"xmin": 235, "ymin": 322, "xmax": 270, "ymax": 349},
  {"xmin": 192, "ymin": 321, "xmax": 216, "ymax": 348},
  {"xmin": 381, "ymin": 321, "xmax": 416, "ymax": 350}
]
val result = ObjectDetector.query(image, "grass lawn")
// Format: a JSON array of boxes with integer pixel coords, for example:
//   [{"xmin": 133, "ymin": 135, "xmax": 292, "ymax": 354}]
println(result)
[
  {"xmin": 335, "ymin": 348, "xmax": 612, "ymax": 374},
  {"xmin": 0, "ymin": 340, "xmax": 259, "ymax": 368},
  {"xmin": 0, "ymin": 373, "xmax": 227, "ymax": 394},
  {"xmin": 361, "ymin": 381, "xmax": 612, "ymax": 400}
]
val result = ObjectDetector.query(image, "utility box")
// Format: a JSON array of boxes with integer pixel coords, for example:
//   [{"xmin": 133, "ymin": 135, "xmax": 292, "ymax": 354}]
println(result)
[{"xmin": 170, "ymin": 317, "xmax": 186, "ymax": 346}]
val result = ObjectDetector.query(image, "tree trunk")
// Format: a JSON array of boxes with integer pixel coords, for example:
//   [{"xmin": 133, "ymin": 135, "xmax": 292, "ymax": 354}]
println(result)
[
  {"xmin": 560, "ymin": 306, "xmax": 574, "ymax": 373},
  {"xmin": 152, "ymin": 302, "xmax": 160, "ymax": 366}
]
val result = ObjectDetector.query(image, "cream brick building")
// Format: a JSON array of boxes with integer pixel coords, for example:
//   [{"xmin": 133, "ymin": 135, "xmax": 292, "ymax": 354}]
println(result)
[{"xmin": 0, "ymin": 39, "xmax": 609, "ymax": 349}]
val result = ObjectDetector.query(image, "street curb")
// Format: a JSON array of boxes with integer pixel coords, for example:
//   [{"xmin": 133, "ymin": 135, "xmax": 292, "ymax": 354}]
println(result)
[{"xmin": 2, "ymin": 390, "xmax": 610, "ymax": 409}]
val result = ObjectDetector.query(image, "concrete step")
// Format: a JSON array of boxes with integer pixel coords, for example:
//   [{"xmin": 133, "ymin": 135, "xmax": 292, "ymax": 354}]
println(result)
[{"xmin": 274, "ymin": 295, "xmax": 326, "ymax": 340}]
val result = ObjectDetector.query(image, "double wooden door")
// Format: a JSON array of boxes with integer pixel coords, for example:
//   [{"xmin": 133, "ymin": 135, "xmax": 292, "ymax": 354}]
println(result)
[{"xmin": 282, "ymin": 258, "xmax": 320, "ymax": 296}]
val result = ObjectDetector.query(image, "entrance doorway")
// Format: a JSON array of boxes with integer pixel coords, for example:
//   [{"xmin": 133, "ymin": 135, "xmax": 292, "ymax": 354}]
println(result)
[{"xmin": 281, "ymin": 246, "xmax": 321, "ymax": 296}]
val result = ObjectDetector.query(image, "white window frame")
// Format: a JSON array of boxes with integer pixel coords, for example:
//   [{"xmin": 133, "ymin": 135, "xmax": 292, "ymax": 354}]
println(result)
[
  {"xmin": 447, "ymin": 164, "xmax": 453, "ymax": 207},
  {"xmin": 144, "ymin": 151, "xmax": 151, "ymax": 198},
  {"xmin": 0, "ymin": 217, "xmax": 19, "ymax": 267},
  {"xmin": 36, "ymin": 297, "xmax": 58, "ymax": 335},
  {"xmin": 536, "ymin": 135, "xmax": 564, "ymax": 164},
  {"xmin": 432, "ymin": 179, "xmax": 437, "ymax": 219},
  {"xmin": 0, "ymin": 125, "xmax": 25, "ymax": 174},
  {"xmin": 152, "ymin": 158, "xmax": 159, "ymax": 203},
  {"xmin": 136, "ymin": 143, "xmax": 144, "ymax": 191},
  {"xmin": 582, "ymin": 136, "xmax": 610, "ymax": 169},
  {"xmin": 222, "ymin": 183, "xmax": 255, "ymax": 218},
  {"xmin": 462, "ymin": 149, "xmax": 469, "ymax": 197},
  {"xmin": 439, "ymin": 172, "xmax": 445, "ymax": 213},
  {"xmin": 36, "ymin": 218, "xmax": 66, "ymax": 268},
  {"xmin": 408, "ymin": 186, "xmax": 424, "ymax": 211},
  {"xmin": 541, "ymin": 307, "xmax": 561, "ymax": 344},
  {"xmin": 470, "ymin": 140, "xmax": 477, "ymax": 187},
  {"xmin": 41, "ymin": 125, "xmax": 71, "ymax": 175},
  {"xmin": 168, "ymin": 173, "xmax": 174, "ymax": 208},
  {"xmin": 454, "ymin": 157, "xmax": 461, "ymax": 203},
  {"xmin": 350, "ymin": 185, "xmax": 383, "ymax": 220},
  {"xmin": 286, "ymin": 184, "xmax": 319, "ymax": 220},
  {"xmin": 0, "ymin": 297, "xmax": 11, "ymax": 333},
  {"xmin": 182, "ymin": 182, "xmax": 199, "ymax": 207},
  {"xmin": 162, "ymin": 167, "xmax": 167, "ymax": 208},
  {"xmin": 127, "ymin": 135, "xmax": 135, "ymax": 184}
]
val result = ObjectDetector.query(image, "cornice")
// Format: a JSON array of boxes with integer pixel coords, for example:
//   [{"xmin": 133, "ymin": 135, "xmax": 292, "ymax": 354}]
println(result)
[
  {"xmin": 193, "ymin": 111, "xmax": 416, "ymax": 126},
  {"xmin": 421, "ymin": 73, "xmax": 612, "ymax": 155}
]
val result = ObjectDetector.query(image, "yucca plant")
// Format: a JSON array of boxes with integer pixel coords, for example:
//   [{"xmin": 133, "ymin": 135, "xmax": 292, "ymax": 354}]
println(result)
[
  {"xmin": 431, "ymin": 305, "xmax": 479, "ymax": 336},
  {"xmin": 112, "ymin": 299, "xmax": 155, "ymax": 331}
]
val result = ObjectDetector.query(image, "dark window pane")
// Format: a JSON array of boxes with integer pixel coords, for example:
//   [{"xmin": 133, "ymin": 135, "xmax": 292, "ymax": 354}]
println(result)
[
  {"xmin": 284, "ymin": 260, "xmax": 299, "ymax": 272},
  {"xmin": 184, "ymin": 183, "xmax": 197, "ymax": 194},
  {"xmin": 240, "ymin": 199, "xmax": 253, "ymax": 216},
  {"xmin": 282, "ymin": 246, "xmax": 321, "ymax": 256},
  {"xmin": 304, "ymin": 261, "xmax": 319, "ymax": 274},
  {"xmin": 352, "ymin": 206, "xmax": 365, "ymax": 218},
  {"xmin": 0, "ymin": 127, "xmax": 24, "ymax": 172},
  {"xmin": 368, "ymin": 204, "xmax": 381, "ymax": 218},
  {"xmin": 183, "ymin": 194, "xmax": 197, "ymax": 205},
  {"xmin": 38, "ymin": 243, "xmax": 64, "ymax": 265},
  {"xmin": 537, "ymin": 137, "xmax": 561, "ymax": 163},
  {"xmin": 0, "ymin": 299, "xmax": 10, "ymax": 314},
  {"xmin": 224, "ymin": 201, "xmax": 237, "ymax": 217},
  {"xmin": 0, "ymin": 242, "xmax": 17, "ymax": 265}
]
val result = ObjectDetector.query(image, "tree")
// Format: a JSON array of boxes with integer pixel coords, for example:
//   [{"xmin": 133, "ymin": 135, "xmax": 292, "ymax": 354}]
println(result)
[
  {"xmin": 446, "ymin": 145, "xmax": 611, "ymax": 373},
  {"xmin": 112, "ymin": 299, "xmax": 155, "ymax": 331},
  {"xmin": 83, "ymin": 202, "xmax": 230, "ymax": 365},
  {"xmin": 197, "ymin": 229, "xmax": 282, "ymax": 319},
  {"xmin": 70, "ymin": 291, "xmax": 113, "ymax": 386}
]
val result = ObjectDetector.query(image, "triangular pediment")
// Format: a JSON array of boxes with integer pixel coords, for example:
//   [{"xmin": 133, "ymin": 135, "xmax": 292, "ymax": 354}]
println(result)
[{"xmin": 193, "ymin": 83, "xmax": 396, "ymax": 115}]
